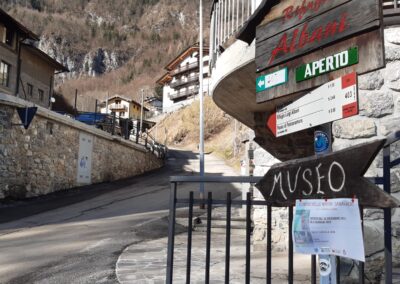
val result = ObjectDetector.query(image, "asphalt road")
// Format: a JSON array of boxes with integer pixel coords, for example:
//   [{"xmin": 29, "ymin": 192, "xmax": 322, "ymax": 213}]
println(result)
[{"xmin": 0, "ymin": 149, "xmax": 240, "ymax": 284}]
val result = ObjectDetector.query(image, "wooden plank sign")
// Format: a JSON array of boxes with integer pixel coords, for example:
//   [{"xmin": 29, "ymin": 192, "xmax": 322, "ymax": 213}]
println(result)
[
  {"xmin": 267, "ymin": 72, "xmax": 358, "ymax": 137},
  {"xmin": 256, "ymin": 0, "xmax": 381, "ymax": 71},
  {"xmin": 255, "ymin": 139, "xmax": 400, "ymax": 208},
  {"xmin": 255, "ymin": 29, "xmax": 384, "ymax": 103}
]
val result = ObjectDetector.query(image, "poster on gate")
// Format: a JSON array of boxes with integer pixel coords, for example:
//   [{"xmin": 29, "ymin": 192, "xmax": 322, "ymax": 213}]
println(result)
[{"xmin": 293, "ymin": 198, "xmax": 365, "ymax": 262}]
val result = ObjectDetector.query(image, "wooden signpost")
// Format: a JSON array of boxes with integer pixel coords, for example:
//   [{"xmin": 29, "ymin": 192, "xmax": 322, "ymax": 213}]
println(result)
[
  {"xmin": 255, "ymin": 0, "xmax": 385, "ymax": 103},
  {"xmin": 255, "ymin": 139, "xmax": 400, "ymax": 208},
  {"xmin": 267, "ymin": 72, "xmax": 358, "ymax": 137}
]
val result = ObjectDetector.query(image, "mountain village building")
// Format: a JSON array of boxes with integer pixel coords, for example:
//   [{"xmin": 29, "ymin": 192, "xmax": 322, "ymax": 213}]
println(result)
[
  {"xmin": 99, "ymin": 94, "xmax": 149, "ymax": 120},
  {"xmin": 156, "ymin": 43, "xmax": 210, "ymax": 113},
  {"xmin": 0, "ymin": 8, "xmax": 68, "ymax": 108}
]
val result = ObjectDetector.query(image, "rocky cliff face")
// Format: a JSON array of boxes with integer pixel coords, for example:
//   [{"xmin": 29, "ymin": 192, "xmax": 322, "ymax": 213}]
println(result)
[
  {"xmin": 38, "ymin": 36, "xmax": 134, "ymax": 79},
  {"xmin": 1, "ymin": 0, "xmax": 212, "ymax": 103}
]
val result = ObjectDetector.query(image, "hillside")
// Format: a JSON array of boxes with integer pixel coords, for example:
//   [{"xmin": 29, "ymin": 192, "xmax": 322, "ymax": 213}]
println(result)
[
  {"xmin": 1, "ymin": 0, "xmax": 212, "ymax": 108},
  {"xmin": 151, "ymin": 96, "xmax": 250, "ymax": 170}
]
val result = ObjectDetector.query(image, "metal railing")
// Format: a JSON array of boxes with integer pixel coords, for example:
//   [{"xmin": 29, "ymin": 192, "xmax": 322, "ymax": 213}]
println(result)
[
  {"xmin": 170, "ymin": 74, "xmax": 200, "ymax": 89},
  {"xmin": 166, "ymin": 131, "xmax": 400, "ymax": 283},
  {"xmin": 169, "ymin": 87, "xmax": 199, "ymax": 100},
  {"xmin": 171, "ymin": 62, "xmax": 199, "ymax": 76},
  {"xmin": 109, "ymin": 104, "xmax": 127, "ymax": 111},
  {"xmin": 210, "ymin": 0, "xmax": 261, "ymax": 68}
]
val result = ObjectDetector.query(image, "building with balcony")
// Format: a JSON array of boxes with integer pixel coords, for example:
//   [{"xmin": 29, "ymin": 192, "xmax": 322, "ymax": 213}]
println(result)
[
  {"xmin": 100, "ymin": 94, "xmax": 149, "ymax": 119},
  {"xmin": 156, "ymin": 43, "xmax": 210, "ymax": 113},
  {"xmin": 0, "ymin": 8, "xmax": 68, "ymax": 108}
]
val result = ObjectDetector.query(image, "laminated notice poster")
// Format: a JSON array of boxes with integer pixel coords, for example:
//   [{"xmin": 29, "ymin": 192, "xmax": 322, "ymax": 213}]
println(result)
[{"xmin": 293, "ymin": 199, "xmax": 365, "ymax": 262}]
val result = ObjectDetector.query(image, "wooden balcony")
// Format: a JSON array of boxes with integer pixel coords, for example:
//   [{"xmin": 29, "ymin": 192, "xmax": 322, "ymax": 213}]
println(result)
[
  {"xmin": 170, "ymin": 74, "xmax": 200, "ymax": 88},
  {"xmin": 169, "ymin": 87, "xmax": 199, "ymax": 100},
  {"xmin": 171, "ymin": 61, "xmax": 199, "ymax": 76},
  {"xmin": 110, "ymin": 104, "xmax": 128, "ymax": 111}
]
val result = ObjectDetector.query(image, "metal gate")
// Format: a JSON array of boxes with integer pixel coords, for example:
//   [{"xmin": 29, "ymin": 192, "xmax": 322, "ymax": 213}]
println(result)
[{"xmin": 166, "ymin": 132, "xmax": 399, "ymax": 283}]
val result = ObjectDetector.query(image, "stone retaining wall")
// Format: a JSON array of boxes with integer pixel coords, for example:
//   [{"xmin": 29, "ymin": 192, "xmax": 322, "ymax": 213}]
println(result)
[
  {"xmin": 0, "ymin": 93, "xmax": 163, "ymax": 199},
  {"xmin": 250, "ymin": 27, "xmax": 400, "ymax": 281}
]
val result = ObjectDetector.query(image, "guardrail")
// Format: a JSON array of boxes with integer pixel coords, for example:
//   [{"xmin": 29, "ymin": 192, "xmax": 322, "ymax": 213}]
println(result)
[
  {"xmin": 170, "ymin": 74, "xmax": 200, "ymax": 88},
  {"xmin": 171, "ymin": 62, "xmax": 199, "ymax": 76},
  {"xmin": 169, "ymin": 87, "xmax": 199, "ymax": 100}
]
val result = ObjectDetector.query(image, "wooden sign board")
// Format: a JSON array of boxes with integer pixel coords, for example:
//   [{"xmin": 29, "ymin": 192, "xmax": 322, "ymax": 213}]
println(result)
[
  {"xmin": 255, "ymin": 139, "xmax": 400, "ymax": 208},
  {"xmin": 256, "ymin": 29, "xmax": 384, "ymax": 103},
  {"xmin": 256, "ymin": 0, "xmax": 381, "ymax": 71},
  {"xmin": 267, "ymin": 73, "xmax": 358, "ymax": 137},
  {"xmin": 255, "ymin": 0, "xmax": 385, "ymax": 103}
]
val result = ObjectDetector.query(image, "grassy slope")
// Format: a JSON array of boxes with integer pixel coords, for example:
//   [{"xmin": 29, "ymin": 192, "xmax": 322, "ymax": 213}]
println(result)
[{"xmin": 151, "ymin": 96, "xmax": 249, "ymax": 170}]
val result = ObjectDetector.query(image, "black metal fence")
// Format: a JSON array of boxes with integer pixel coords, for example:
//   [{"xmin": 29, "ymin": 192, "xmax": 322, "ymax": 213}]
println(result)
[{"xmin": 166, "ymin": 131, "xmax": 400, "ymax": 283}]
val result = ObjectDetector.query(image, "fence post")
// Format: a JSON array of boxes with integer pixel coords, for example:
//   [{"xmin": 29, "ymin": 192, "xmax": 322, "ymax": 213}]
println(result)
[
  {"xmin": 111, "ymin": 112, "xmax": 116, "ymax": 136},
  {"xmin": 166, "ymin": 182, "xmax": 177, "ymax": 284}
]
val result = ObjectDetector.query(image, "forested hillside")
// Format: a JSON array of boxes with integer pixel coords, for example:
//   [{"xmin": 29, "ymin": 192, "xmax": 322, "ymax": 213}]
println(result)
[{"xmin": 1, "ymin": 0, "xmax": 212, "ymax": 108}]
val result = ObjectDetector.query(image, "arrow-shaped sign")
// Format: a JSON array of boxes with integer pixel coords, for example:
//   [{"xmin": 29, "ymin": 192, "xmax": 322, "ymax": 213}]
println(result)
[
  {"xmin": 256, "ymin": 67, "xmax": 288, "ymax": 93},
  {"xmin": 255, "ymin": 139, "xmax": 400, "ymax": 208}
]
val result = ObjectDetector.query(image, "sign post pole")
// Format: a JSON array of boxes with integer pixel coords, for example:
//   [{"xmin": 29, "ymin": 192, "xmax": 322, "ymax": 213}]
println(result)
[{"xmin": 314, "ymin": 123, "xmax": 337, "ymax": 284}]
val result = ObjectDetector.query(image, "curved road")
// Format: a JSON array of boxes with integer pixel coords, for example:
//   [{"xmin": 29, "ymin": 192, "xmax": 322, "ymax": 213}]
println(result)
[{"xmin": 0, "ymin": 149, "xmax": 239, "ymax": 283}]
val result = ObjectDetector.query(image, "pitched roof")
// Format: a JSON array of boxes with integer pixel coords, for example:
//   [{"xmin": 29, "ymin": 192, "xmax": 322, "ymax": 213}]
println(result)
[
  {"xmin": 22, "ymin": 44, "xmax": 69, "ymax": 72},
  {"xmin": 164, "ymin": 42, "xmax": 209, "ymax": 71},
  {"xmin": 0, "ymin": 8, "xmax": 40, "ymax": 41},
  {"xmin": 156, "ymin": 73, "xmax": 172, "ymax": 85}
]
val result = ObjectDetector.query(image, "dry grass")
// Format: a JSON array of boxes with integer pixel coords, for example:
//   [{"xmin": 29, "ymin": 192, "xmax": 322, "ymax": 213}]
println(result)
[{"xmin": 151, "ymin": 96, "xmax": 249, "ymax": 170}]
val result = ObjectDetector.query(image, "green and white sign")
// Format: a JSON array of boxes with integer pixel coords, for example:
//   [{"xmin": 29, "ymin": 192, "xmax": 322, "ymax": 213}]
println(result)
[
  {"xmin": 296, "ymin": 47, "xmax": 359, "ymax": 82},
  {"xmin": 256, "ymin": 67, "xmax": 288, "ymax": 93}
]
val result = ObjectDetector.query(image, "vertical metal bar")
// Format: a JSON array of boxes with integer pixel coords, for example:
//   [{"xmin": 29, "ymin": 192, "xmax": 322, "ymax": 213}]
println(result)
[
  {"xmin": 245, "ymin": 192, "xmax": 252, "ymax": 284},
  {"xmin": 205, "ymin": 191, "xmax": 212, "ymax": 284},
  {"xmin": 311, "ymin": 255, "xmax": 317, "ymax": 284},
  {"xmin": 231, "ymin": 0, "xmax": 234, "ymax": 35},
  {"xmin": 223, "ymin": 0, "xmax": 227, "ymax": 42},
  {"xmin": 337, "ymin": 257, "xmax": 341, "ymax": 283},
  {"xmin": 227, "ymin": 0, "xmax": 230, "ymax": 37},
  {"xmin": 242, "ymin": 0, "xmax": 244, "ymax": 26},
  {"xmin": 358, "ymin": 206, "xmax": 364, "ymax": 284},
  {"xmin": 267, "ymin": 205, "xmax": 272, "ymax": 284},
  {"xmin": 236, "ymin": 0, "xmax": 239, "ymax": 29},
  {"xmin": 166, "ymin": 182, "xmax": 178, "ymax": 284},
  {"xmin": 219, "ymin": 1, "xmax": 222, "ymax": 47},
  {"xmin": 111, "ymin": 112, "xmax": 116, "ymax": 136},
  {"xmin": 383, "ymin": 145, "xmax": 392, "ymax": 284},
  {"xmin": 186, "ymin": 192, "xmax": 194, "ymax": 284},
  {"xmin": 288, "ymin": 206, "xmax": 294, "ymax": 284},
  {"xmin": 225, "ymin": 192, "xmax": 231, "ymax": 284}
]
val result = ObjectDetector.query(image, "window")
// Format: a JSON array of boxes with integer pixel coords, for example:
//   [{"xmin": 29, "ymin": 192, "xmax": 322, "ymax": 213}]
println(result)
[
  {"xmin": 38, "ymin": 89, "xmax": 44, "ymax": 101},
  {"xmin": 0, "ymin": 61, "xmax": 10, "ymax": 87},
  {"xmin": 0, "ymin": 25, "xmax": 13, "ymax": 47},
  {"xmin": 5, "ymin": 29, "xmax": 13, "ymax": 46},
  {"xmin": 119, "ymin": 111, "xmax": 125, "ymax": 117},
  {"xmin": 27, "ymin": 83, "xmax": 33, "ymax": 97}
]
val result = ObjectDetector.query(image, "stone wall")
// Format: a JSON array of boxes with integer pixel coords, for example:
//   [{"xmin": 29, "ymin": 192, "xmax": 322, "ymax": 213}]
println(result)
[
  {"xmin": 250, "ymin": 27, "xmax": 400, "ymax": 281},
  {"xmin": 0, "ymin": 93, "xmax": 163, "ymax": 199}
]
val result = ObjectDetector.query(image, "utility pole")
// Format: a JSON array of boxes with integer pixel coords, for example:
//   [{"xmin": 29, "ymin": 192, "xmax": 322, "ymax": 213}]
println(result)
[
  {"xmin": 140, "ymin": 89, "xmax": 144, "ymax": 135},
  {"xmin": 199, "ymin": 0, "xmax": 205, "ymax": 203}
]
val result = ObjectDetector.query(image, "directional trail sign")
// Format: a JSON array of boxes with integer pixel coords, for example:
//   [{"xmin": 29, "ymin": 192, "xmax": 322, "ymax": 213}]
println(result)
[
  {"xmin": 267, "ymin": 72, "xmax": 358, "ymax": 137},
  {"xmin": 256, "ymin": 67, "xmax": 288, "ymax": 93},
  {"xmin": 255, "ymin": 139, "xmax": 400, "ymax": 208}
]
